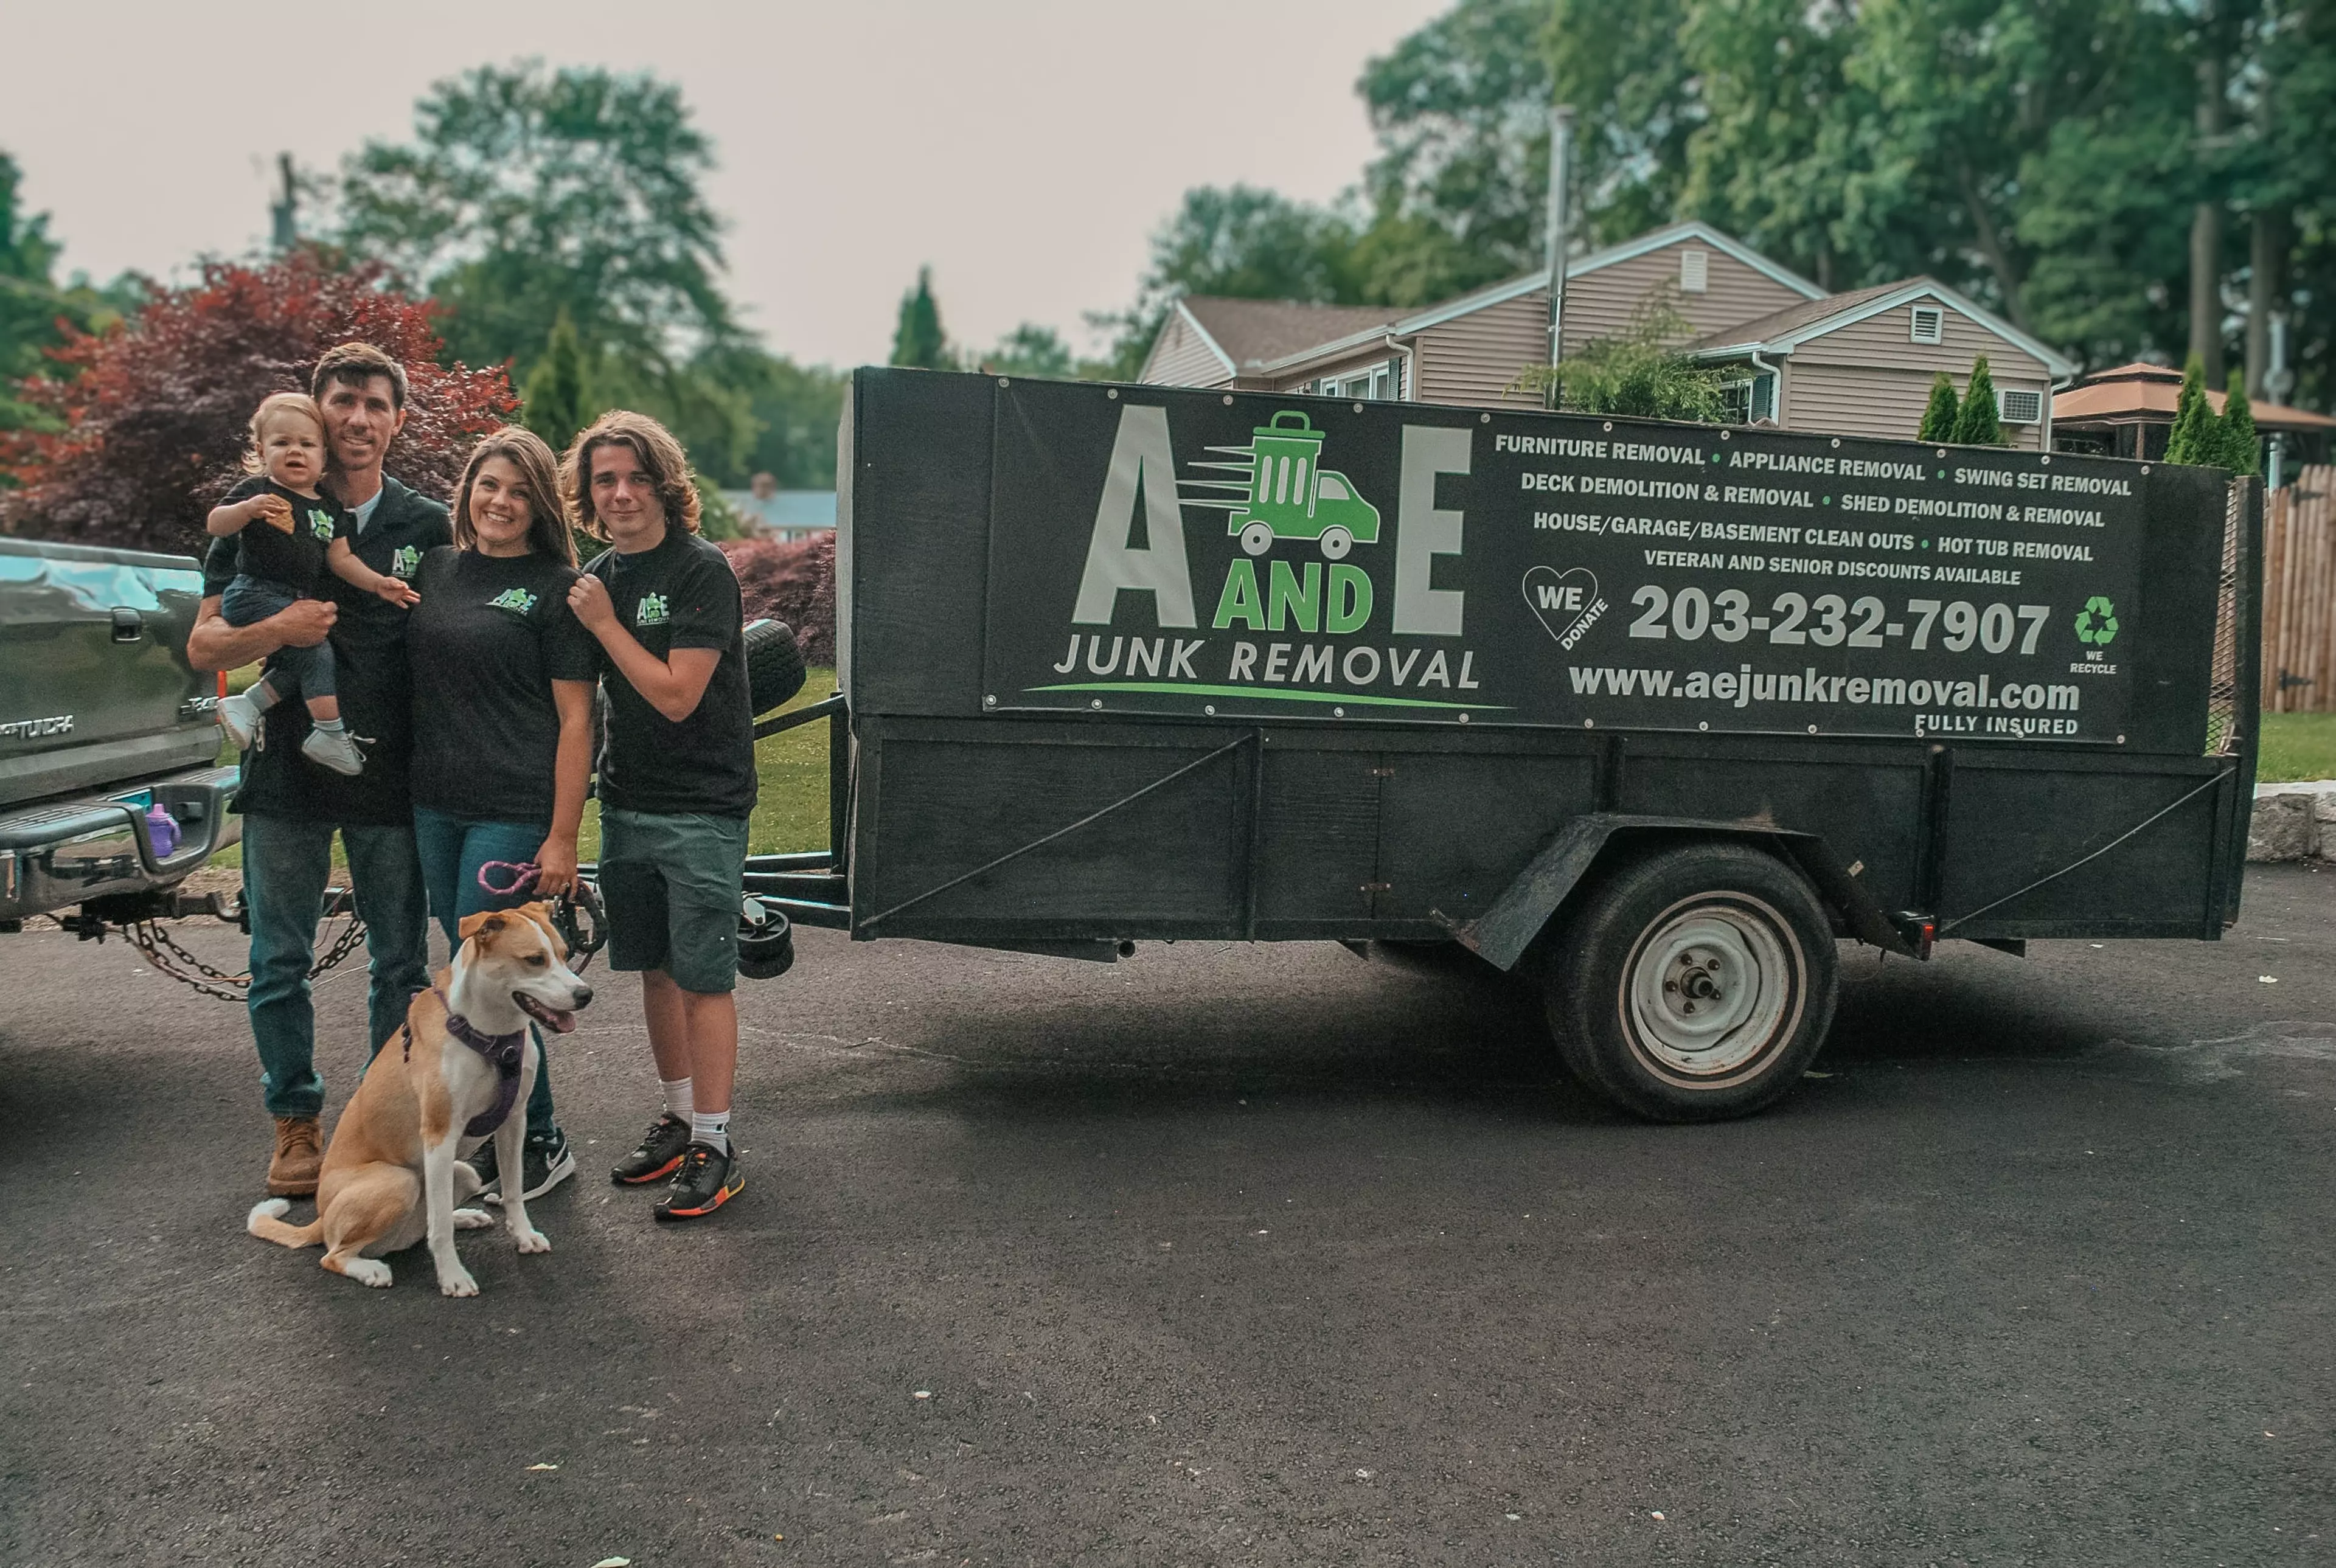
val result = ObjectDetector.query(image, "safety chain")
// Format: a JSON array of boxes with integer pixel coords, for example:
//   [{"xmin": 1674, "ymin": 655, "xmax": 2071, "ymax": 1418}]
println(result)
[{"xmin": 114, "ymin": 901, "xmax": 370, "ymax": 1004}]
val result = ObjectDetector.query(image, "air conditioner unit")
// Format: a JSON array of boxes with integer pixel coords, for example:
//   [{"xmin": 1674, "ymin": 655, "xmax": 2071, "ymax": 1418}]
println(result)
[
  {"xmin": 1679, "ymin": 248, "xmax": 1709, "ymax": 293},
  {"xmin": 1910, "ymin": 306, "xmax": 1945, "ymax": 344},
  {"xmin": 1998, "ymin": 388, "xmax": 2043, "ymax": 425}
]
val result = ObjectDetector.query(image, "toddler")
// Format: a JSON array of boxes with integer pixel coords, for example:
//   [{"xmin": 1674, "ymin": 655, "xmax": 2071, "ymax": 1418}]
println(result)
[{"xmin": 209, "ymin": 391, "xmax": 419, "ymax": 775}]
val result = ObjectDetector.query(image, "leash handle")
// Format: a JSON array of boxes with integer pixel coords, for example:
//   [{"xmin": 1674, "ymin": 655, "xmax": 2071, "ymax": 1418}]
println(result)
[{"xmin": 476, "ymin": 861, "xmax": 540, "ymax": 897}]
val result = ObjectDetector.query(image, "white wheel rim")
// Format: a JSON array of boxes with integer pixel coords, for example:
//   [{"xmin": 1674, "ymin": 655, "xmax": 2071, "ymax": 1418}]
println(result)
[
  {"xmin": 1621, "ymin": 895, "xmax": 1799, "ymax": 1082},
  {"xmin": 1320, "ymin": 527, "xmax": 1352, "ymax": 560},
  {"xmin": 1241, "ymin": 522, "xmax": 1273, "ymax": 556}
]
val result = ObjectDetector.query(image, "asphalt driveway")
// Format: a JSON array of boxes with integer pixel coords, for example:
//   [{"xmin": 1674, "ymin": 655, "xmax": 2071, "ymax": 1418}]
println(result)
[{"xmin": 4, "ymin": 866, "xmax": 2332, "ymax": 1566}]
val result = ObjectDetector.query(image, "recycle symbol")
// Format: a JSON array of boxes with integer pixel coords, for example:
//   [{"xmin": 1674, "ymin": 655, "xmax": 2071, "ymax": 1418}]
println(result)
[{"xmin": 2074, "ymin": 595, "xmax": 2119, "ymax": 647}]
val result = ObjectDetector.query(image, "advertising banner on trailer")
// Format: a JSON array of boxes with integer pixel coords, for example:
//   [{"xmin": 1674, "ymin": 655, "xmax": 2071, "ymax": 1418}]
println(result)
[{"xmin": 982, "ymin": 381, "xmax": 2151, "ymax": 743}]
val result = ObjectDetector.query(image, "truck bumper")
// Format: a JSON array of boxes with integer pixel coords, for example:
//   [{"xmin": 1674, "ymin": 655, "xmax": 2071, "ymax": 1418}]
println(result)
[{"xmin": 0, "ymin": 763, "xmax": 240, "ymax": 922}]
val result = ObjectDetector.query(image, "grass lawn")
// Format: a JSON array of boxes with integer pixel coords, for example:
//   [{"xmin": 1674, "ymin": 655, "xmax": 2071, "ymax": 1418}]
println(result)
[
  {"xmin": 2257, "ymin": 711, "xmax": 2336, "ymax": 783},
  {"xmin": 208, "ymin": 668, "xmax": 838, "ymax": 872}
]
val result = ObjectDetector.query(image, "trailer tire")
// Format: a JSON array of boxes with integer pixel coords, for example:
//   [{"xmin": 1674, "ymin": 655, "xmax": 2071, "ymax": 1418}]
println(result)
[
  {"xmin": 1546, "ymin": 842, "xmax": 1836, "ymax": 1122},
  {"xmin": 744, "ymin": 618, "xmax": 808, "ymax": 716}
]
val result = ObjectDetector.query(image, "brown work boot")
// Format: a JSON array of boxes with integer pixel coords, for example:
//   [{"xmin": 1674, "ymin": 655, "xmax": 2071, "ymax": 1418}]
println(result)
[{"xmin": 266, "ymin": 1115, "xmax": 323, "ymax": 1197}]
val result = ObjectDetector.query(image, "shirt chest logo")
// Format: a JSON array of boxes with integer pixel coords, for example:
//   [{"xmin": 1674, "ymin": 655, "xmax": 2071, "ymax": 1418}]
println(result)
[
  {"xmin": 487, "ymin": 588, "xmax": 538, "ymax": 616},
  {"xmin": 634, "ymin": 592, "xmax": 671, "ymax": 627},
  {"xmin": 391, "ymin": 546, "xmax": 421, "ymax": 579},
  {"xmin": 307, "ymin": 508, "xmax": 337, "ymax": 543}
]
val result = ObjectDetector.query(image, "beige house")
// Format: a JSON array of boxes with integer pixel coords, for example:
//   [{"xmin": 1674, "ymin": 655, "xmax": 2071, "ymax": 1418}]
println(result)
[
  {"xmin": 1688, "ymin": 278, "xmax": 2076, "ymax": 453},
  {"xmin": 1140, "ymin": 220, "xmax": 2077, "ymax": 451}
]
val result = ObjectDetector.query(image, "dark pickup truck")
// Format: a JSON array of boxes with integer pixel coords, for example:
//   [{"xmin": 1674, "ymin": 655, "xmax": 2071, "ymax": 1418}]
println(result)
[{"xmin": 0, "ymin": 537, "xmax": 240, "ymax": 928}]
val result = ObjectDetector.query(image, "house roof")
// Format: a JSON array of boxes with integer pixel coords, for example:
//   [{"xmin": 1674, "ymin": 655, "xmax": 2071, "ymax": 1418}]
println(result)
[
  {"xmin": 1688, "ymin": 277, "xmax": 2080, "ymax": 381},
  {"xmin": 1155, "ymin": 220, "xmax": 1828, "ymax": 384},
  {"xmin": 1175, "ymin": 297, "xmax": 1406, "ymax": 375},
  {"xmin": 1686, "ymin": 282, "xmax": 1907, "ymax": 353},
  {"xmin": 2053, "ymin": 363, "xmax": 2336, "ymax": 432}
]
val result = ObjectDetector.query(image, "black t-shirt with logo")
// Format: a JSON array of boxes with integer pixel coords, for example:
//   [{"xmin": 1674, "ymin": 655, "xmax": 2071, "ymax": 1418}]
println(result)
[
  {"xmin": 406, "ymin": 547, "xmax": 596, "ymax": 825},
  {"xmin": 218, "ymin": 474, "xmax": 349, "ymax": 592},
  {"xmin": 204, "ymin": 474, "xmax": 450, "ymax": 825},
  {"xmin": 586, "ymin": 527, "xmax": 757, "ymax": 819}
]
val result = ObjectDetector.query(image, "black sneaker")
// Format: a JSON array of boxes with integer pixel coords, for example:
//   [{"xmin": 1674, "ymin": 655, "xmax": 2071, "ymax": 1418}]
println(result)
[
  {"xmin": 653, "ymin": 1143, "xmax": 742, "ymax": 1222},
  {"xmin": 476, "ymin": 1128, "xmax": 577, "ymax": 1204},
  {"xmin": 611, "ymin": 1113, "xmax": 692, "ymax": 1185}
]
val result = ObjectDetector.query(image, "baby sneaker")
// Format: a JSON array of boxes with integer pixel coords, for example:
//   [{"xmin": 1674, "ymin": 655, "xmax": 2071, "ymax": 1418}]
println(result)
[{"xmin": 300, "ymin": 726, "xmax": 365, "ymax": 776}]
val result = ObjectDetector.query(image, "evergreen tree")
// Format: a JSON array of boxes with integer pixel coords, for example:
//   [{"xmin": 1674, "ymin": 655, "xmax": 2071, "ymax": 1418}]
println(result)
[
  {"xmin": 2217, "ymin": 369, "xmax": 2259, "ymax": 476},
  {"xmin": 1917, "ymin": 373, "xmax": 1960, "ymax": 442},
  {"xmin": 521, "ymin": 308, "xmax": 593, "ymax": 453},
  {"xmin": 1952, "ymin": 356, "xmax": 2004, "ymax": 445},
  {"xmin": 891, "ymin": 267, "xmax": 950, "ymax": 369},
  {"xmin": 2163, "ymin": 354, "xmax": 2218, "ymax": 465}
]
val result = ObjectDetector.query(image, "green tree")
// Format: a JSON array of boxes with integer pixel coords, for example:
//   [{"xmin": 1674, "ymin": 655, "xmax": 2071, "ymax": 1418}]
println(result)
[
  {"xmin": 2218, "ymin": 369, "xmax": 2261, "ymax": 474},
  {"xmin": 982, "ymin": 323, "xmax": 1079, "ymax": 380},
  {"xmin": 1512, "ymin": 292, "xmax": 1733, "ymax": 421},
  {"xmin": 1918, "ymin": 374, "xmax": 1961, "ymax": 441},
  {"xmin": 891, "ymin": 267, "xmax": 951, "ymax": 369},
  {"xmin": 333, "ymin": 61, "xmax": 740, "ymax": 376},
  {"xmin": 1091, "ymin": 187, "xmax": 1364, "ymax": 377},
  {"xmin": 1953, "ymin": 356, "xmax": 2006, "ymax": 445},
  {"xmin": 2164, "ymin": 354, "xmax": 2220, "ymax": 463},
  {"xmin": 521, "ymin": 308, "xmax": 593, "ymax": 453},
  {"xmin": 0, "ymin": 151, "xmax": 141, "ymax": 435}
]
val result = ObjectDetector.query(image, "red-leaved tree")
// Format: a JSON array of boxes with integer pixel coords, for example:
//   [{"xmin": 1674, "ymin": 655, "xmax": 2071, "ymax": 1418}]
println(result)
[
  {"xmin": 0, "ymin": 248, "xmax": 515, "ymax": 553},
  {"xmin": 723, "ymin": 532, "xmax": 835, "ymax": 665}
]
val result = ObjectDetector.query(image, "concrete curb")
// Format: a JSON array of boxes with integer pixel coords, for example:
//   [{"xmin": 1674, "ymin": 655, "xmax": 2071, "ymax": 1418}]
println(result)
[{"xmin": 2249, "ymin": 780, "xmax": 2336, "ymax": 862}]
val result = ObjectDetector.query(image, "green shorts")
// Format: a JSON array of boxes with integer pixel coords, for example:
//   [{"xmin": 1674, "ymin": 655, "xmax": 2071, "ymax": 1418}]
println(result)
[{"xmin": 598, "ymin": 808, "xmax": 749, "ymax": 994}]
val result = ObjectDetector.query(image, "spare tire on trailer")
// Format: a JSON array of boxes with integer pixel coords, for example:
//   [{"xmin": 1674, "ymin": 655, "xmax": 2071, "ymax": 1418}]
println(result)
[
  {"xmin": 743, "ymin": 618, "xmax": 807, "ymax": 717},
  {"xmin": 1544, "ymin": 840, "xmax": 1837, "ymax": 1122}
]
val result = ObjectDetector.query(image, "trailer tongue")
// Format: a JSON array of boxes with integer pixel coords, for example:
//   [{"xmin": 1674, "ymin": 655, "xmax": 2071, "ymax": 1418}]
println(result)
[{"xmin": 764, "ymin": 369, "xmax": 2256, "ymax": 1121}]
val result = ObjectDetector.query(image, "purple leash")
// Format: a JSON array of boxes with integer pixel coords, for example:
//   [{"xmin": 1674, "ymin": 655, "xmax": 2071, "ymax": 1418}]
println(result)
[{"xmin": 476, "ymin": 861, "xmax": 540, "ymax": 897}]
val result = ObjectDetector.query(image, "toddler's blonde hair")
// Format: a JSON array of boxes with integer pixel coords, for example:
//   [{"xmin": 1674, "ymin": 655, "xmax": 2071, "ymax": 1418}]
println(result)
[{"xmin": 242, "ymin": 392, "xmax": 331, "ymax": 476}]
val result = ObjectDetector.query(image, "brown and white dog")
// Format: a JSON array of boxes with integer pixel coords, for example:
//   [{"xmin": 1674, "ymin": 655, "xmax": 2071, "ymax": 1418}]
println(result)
[{"xmin": 247, "ymin": 902, "xmax": 591, "ymax": 1296}]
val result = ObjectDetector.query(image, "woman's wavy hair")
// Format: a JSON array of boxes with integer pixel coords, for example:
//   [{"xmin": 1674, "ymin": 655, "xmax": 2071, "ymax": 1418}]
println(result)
[
  {"xmin": 454, "ymin": 427, "xmax": 575, "ymax": 566},
  {"xmin": 560, "ymin": 409, "xmax": 701, "ymax": 541},
  {"xmin": 240, "ymin": 392, "xmax": 330, "ymax": 477}
]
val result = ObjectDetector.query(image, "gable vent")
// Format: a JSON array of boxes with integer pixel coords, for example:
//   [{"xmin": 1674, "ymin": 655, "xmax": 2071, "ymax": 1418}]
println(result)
[
  {"xmin": 1998, "ymin": 388, "xmax": 2043, "ymax": 425},
  {"xmin": 1679, "ymin": 248, "xmax": 1709, "ymax": 293},
  {"xmin": 1909, "ymin": 306, "xmax": 1945, "ymax": 344}
]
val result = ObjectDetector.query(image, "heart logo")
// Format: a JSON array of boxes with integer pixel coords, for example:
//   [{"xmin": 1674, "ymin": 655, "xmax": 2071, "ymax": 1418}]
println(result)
[{"xmin": 1523, "ymin": 565, "xmax": 1606, "ymax": 650}]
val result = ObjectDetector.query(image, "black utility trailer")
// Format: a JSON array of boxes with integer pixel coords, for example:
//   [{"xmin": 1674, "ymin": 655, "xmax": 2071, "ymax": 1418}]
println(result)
[{"xmin": 760, "ymin": 369, "xmax": 2258, "ymax": 1121}]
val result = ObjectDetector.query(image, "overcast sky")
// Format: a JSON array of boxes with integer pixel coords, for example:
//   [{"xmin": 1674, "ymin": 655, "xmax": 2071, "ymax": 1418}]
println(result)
[{"xmin": 1, "ymin": 0, "xmax": 1446, "ymax": 368}]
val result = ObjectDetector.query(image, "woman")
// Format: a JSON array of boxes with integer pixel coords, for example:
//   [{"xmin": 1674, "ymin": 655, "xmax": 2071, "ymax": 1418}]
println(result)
[{"xmin": 408, "ymin": 426, "xmax": 596, "ymax": 1203}]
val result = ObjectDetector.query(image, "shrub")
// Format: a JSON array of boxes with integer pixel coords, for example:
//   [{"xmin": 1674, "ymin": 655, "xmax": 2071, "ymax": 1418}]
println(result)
[
  {"xmin": 2163, "ymin": 355, "xmax": 2218, "ymax": 466},
  {"xmin": 723, "ymin": 531, "xmax": 835, "ymax": 665},
  {"xmin": 1917, "ymin": 374, "xmax": 1959, "ymax": 442},
  {"xmin": 0, "ymin": 248, "xmax": 514, "ymax": 552},
  {"xmin": 2217, "ymin": 370, "xmax": 2259, "ymax": 476},
  {"xmin": 1952, "ymin": 356, "xmax": 2005, "ymax": 446}
]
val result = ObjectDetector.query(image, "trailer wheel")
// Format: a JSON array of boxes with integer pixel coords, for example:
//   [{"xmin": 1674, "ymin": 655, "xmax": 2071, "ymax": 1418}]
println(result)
[
  {"xmin": 1319, "ymin": 526, "xmax": 1354, "ymax": 560},
  {"xmin": 1240, "ymin": 522, "xmax": 1274, "ymax": 557},
  {"xmin": 1546, "ymin": 842, "xmax": 1836, "ymax": 1122},
  {"xmin": 743, "ymin": 618, "xmax": 808, "ymax": 716}
]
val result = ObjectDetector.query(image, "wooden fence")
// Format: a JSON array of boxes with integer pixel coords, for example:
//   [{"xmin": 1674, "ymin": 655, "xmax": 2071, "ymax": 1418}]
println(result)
[{"xmin": 2261, "ymin": 465, "xmax": 2336, "ymax": 712}]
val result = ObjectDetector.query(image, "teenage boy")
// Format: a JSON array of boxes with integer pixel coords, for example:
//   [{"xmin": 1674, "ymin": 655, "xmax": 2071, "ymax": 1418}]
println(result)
[
  {"xmin": 188, "ymin": 343, "xmax": 445, "ymax": 1198},
  {"xmin": 563, "ymin": 411, "xmax": 757, "ymax": 1221}
]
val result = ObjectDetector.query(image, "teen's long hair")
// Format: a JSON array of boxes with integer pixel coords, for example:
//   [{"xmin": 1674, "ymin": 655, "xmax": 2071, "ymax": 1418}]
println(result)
[
  {"xmin": 454, "ymin": 428, "xmax": 576, "ymax": 567},
  {"xmin": 560, "ymin": 409, "xmax": 702, "ymax": 541}
]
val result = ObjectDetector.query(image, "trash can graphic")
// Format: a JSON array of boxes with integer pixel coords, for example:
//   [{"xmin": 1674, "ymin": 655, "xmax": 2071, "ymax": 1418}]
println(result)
[{"xmin": 1198, "ymin": 411, "xmax": 1383, "ymax": 560}]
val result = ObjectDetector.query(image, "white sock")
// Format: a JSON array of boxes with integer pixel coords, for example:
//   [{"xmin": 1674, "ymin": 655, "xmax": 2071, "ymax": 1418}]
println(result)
[
  {"xmin": 312, "ymin": 715, "xmax": 345, "ymax": 734},
  {"xmin": 246, "ymin": 678, "xmax": 279, "ymax": 711},
  {"xmin": 661, "ymin": 1077, "xmax": 693, "ymax": 1123},
  {"xmin": 690, "ymin": 1109, "xmax": 730, "ymax": 1154}
]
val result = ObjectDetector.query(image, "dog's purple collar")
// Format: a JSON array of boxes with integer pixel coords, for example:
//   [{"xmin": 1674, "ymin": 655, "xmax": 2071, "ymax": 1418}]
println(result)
[{"xmin": 433, "ymin": 985, "xmax": 527, "ymax": 1138}]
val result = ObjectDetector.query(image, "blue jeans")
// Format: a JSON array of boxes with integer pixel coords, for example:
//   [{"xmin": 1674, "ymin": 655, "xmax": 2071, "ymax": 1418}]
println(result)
[
  {"xmin": 242, "ymin": 812, "xmax": 429, "ymax": 1118},
  {"xmin": 223, "ymin": 575, "xmax": 335, "ymax": 702},
  {"xmin": 412, "ymin": 806, "xmax": 558, "ymax": 1136}
]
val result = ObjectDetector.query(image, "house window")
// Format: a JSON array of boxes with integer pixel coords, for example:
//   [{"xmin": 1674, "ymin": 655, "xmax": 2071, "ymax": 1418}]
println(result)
[
  {"xmin": 1997, "ymin": 387, "xmax": 2043, "ymax": 425},
  {"xmin": 1910, "ymin": 306, "xmax": 1945, "ymax": 344},
  {"xmin": 1719, "ymin": 380, "xmax": 1752, "ymax": 424},
  {"xmin": 1679, "ymin": 248, "xmax": 1709, "ymax": 293},
  {"xmin": 1319, "ymin": 358, "xmax": 1402, "ymax": 401}
]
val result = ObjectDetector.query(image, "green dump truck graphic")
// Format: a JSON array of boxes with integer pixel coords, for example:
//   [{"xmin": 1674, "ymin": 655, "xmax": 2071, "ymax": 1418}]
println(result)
[{"xmin": 1182, "ymin": 411, "xmax": 1383, "ymax": 560}]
